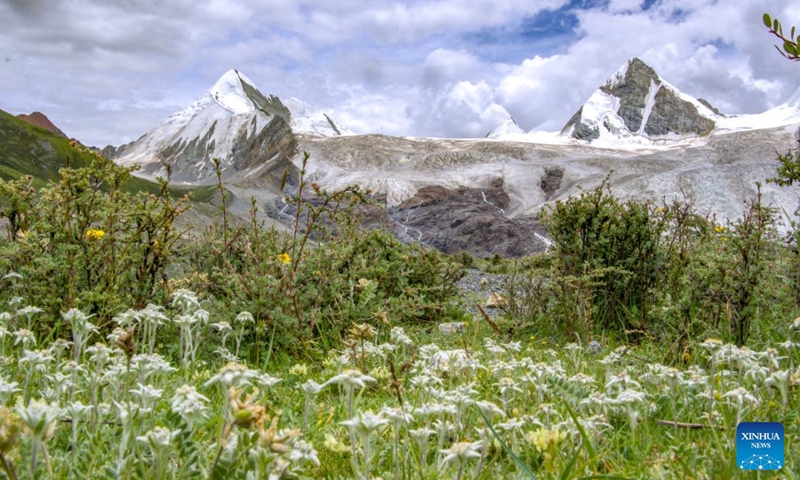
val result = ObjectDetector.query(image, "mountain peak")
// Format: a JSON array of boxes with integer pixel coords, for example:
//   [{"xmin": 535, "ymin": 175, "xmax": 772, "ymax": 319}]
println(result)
[
  {"xmin": 208, "ymin": 69, "xmax": 258, "ymax": 114},
  {"xmin": 561, "ymin": 57, "xmax": 716, "ymax": 143},
  {"xmin": 604, "ymin": 57, "xmax": 659, "ymax": 90},
  {"xmin": 17, "ymin": 111, "xmax": 67, "ymax": 137},
  {"xmin": 486, "ymin": 117, "xmax": 525, "ymax": 138}
]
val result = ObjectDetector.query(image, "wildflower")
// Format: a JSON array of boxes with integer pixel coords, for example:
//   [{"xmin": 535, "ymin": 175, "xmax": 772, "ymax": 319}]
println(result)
[
  {"xmin": 441, "ymin": 440, "xmax": 482, "ymax": 477},
  {"xmin": 254, "ymin": 372, "xmax": 282, "ymax": 389},
  {"xmin": 526, "ymin": 428, "xmax": 566, "ymax": 452},
  {"xmin": 322, "ymin": 369, "xmax": 376, "ymax": 390},
  {"xmin": 288, "ymin": 439, "xmax": 320, "ymax": 466},
  {"xmin": 699, "ymin": 338, "xmax": 724, "ymax": 352},
  {"xmin": 131, "ymin": 383, "xmax": 164, "ymax": 411},
  {"xmin": 229, "ymin": 386, "xmax": 267, "ymax": 429},
  {"xmin": 0, "ymin": 376, "xmax": 20, "ymax": 405},
  {"xmin": 791, "ymin": 317, "xmax": 800, "ymax": 331},
  {"xmin": 277, "ymin": 253, "xmax": 291, "ymax": 264},
  {"xmin": 0, "ymin": 407, "xmax": 20, "ymax": 455},
  {"xmin": 171, "ymin": 384, "xmax": 210, "ymax": 429},
  {"xmin": 322, "ymin": 433, "xmax": 349, "ymax": 453},
  {"xmin": 204, "ymin": 361, "xmax": 258, "ymax": 389},
  {"xmin": 16, "ymin": 398, "xmax": 59, "ymax": 442},
  {"xmin": 84, "ymin": 229, "xmax": 105, "ymax": 240},
  {"xmin": 289, "ymin": 363, "xmax": 309, "ymax": 377},
  {"xmin": 136, "ymin": 426, "xmax": 179, "ymax": 448}
]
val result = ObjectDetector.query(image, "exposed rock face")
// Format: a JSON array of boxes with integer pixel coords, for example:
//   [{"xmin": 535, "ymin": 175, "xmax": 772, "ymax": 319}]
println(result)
[
  {"xmin": 16, "ymin": 112, "xmax": 67, "ymax": 137},
  {"xmin": 562, "ymin": 57, "xmax": 717, "ymax": 142},
  {"xmin": 645, "ymin": 87, "xmax": 715, "ymax": 136},
  {"xmin": 564, "ymin": 108, "xmax": 599, "ymax": 141},
  {"xmin": 599, "ymin": 58, "xmax": 657, "ymax": 133},
  {"xmin": 386, "ymin": 179, "xmax": 549, "ymax": 258},
  {"xmin": 540, "ymin": 166, "xmax": 564, "ymax": 198}
]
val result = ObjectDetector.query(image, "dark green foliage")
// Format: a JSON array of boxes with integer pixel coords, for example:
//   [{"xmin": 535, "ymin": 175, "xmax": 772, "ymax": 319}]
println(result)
[
  {"xmin": 546, "ymin": 177, "xmax": 664, "ymax": 334},
  {"xmin": 176, "ymin": 153, "xmax": 465, "ymax": 360},
  {"xmin": 0, "ymin": 144, "xmax": 187, "ymax": 329}
]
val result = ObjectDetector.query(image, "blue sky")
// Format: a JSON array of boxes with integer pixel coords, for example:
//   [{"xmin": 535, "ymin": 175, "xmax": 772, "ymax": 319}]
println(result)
[{"xmin": 0, "ymin": 0, "xmax": 798, "ymax": 146}]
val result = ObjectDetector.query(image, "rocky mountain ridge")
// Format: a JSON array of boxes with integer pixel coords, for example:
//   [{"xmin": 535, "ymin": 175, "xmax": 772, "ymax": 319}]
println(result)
[
  {"xmin": 16, "ymin": 111, "xmax": 67, "ymax": 138},
  {"xmin": 560, "ymin": 57, "xmax": 718, "ymax": 142},
  {"xmin": 95, "ymin": 63, "xmax": 800, "ymax": 258}
]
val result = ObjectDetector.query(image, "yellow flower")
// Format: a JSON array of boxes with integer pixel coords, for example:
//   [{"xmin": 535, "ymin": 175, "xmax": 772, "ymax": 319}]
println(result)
[
  {"xmin": 289, "ymin": 363, "xmax": 309, "ymax": 377},
  {"xmin": 323, "ymin": 433, "xmax": 349, "ymax": 453},
  {"xmin": 526, "ymin": 428, "xmax": 566, "ymax": 452},
  {"xmin": 85, "ymin": 229, "xmax": 105, "ymax": 240},
  {"xmin": 277, "ymin": 253, "xmax": 291, "ymax": 264},
  {"xmin": 714, "ymin": 225, "xmax": 725, "ymax": 234}
]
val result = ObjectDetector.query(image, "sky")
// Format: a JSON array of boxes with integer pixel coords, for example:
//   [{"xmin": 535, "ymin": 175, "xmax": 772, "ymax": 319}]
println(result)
[{"xmin": 0, "ymin": 0, "xmax": 798, "ymax": 147}]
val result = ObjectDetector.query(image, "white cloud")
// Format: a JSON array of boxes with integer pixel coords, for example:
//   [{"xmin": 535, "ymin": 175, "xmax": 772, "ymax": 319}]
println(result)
[{"xmin": 0, "ymin": 0, "xmax": 798, "ymax": 145}]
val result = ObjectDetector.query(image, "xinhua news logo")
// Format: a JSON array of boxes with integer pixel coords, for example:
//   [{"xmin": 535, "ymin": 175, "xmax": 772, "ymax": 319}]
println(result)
[{"xmin": 736, "ymin": 422, "xmax": 784, "ymax": 471}]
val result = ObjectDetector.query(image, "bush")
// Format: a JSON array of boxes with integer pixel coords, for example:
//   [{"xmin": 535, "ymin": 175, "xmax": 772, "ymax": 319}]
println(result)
[
  {"xmin": 545, "ymin": 177, "xmax": 664, "ymax": 334},
  {"xmin": 0, "ymin": 144, "xmax": 186, "ymax": 331}
]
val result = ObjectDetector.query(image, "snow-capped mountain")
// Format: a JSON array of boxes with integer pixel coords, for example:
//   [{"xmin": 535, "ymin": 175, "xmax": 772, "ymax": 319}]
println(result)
[
  {"xmin": 560, "ymin": 57, "xmax": 720, "ymax": 145},
  {"xmin": 485, "ymin": 118, "xmax": 525, "ymax": 138},
  {"xmin": 114, "ymin": 69, "xmax": 348, "ymax": 184}
]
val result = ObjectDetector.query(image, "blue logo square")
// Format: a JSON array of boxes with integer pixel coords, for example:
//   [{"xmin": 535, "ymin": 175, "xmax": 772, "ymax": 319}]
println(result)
[{"xmin": 736, "ymin": 422, "xmax": 784, "ymax": 471}]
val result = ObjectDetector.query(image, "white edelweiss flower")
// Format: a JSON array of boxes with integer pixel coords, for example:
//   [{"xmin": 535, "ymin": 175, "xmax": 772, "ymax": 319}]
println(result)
[
  {"xmin": 722, "ymin": 387, "xmax": 759, "ymax": 408},
  {"xmin": 254, "ymin": 372, "xmax": 282, "ymax": 389},
  {"xmin": 235, "ymin": 311, "xmax": 255, "ymax": 324},
  {"xmin": 441, "ymin": 441, "xmax": 482, "ymax": 465},
  {"xmin": 203, "ymin": 361, "xmax": 258, "ymax": 388},
  {"xmin": 131, "ymin": 383, "xmax": 164, "ymax": 409},
  {"xmin": 390, "ymin": 326, "xmax": 414, "ymax": 347},
  {"xmin": 340, "ymin": 411, "xmax": 389, "ymax": 438},
  {"xmin": 171, "ymin": 384, "xmax": 210, "ymax": 429},
  {"xmin": 16, "ymin": 398, "xmax": 60, "ymax": 441},
  {"xmin": 137, "ymin": 426, "xmax": 180, "ymax": 448},
  {"xmin": 288, "ymin": 439, "xmax": 320, "ymax": 467},
  {"xmin": 322, "ymin": 369, "xmax": 376, "ymax": 390}
]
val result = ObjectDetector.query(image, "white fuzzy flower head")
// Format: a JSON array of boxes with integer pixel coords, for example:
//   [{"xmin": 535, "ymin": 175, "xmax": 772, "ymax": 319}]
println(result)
[
  {"xmin": 63, "ymin": 308, "xmax": 98, "ymax": 337},
  {"xmin": 0, "ymin": 376, "xmax": 20, "ymax": 405},
  {"xmin": 288, "ymin": 439, "xmax": 320, "ymax": 467},
  {"xmin": 300, "ymin": 380, "xmax": 322, "ymax": 396},
  {"xmin": 235, "ymin": 311, "xmax": 255, "ymax": 324},
  {"xmin": 441, "ymin": 441, "xmax": 482, "ymax": 465},
  {"xmin": 172, "ymin": 289, "xmax": 201, "ymax": 313},
  {"xmin": 323, "ymin": 369, "xmax": 376, "ymax": 391},
  {"xmin": 12, "ymin": 329, "xmax": 35, "ymax": 347},
  {"xmin": 791, "ymin": 317, "xmax": 800, "ymax": 332},
  {"xmin": 171, "ymin": 384, "xmax": 210, "ymax": 429},
  {"xmin": 16, "ymin": 398, "xmax": 60, "ymax": 441},
  {"xmin": 63, "ymin": 401, "xmax": 93, "ymax": 421},
  {"xmin": 131, "ymin": 383, "xmax": 164, "ymax": 409},
  {"xmin": 204, "ymin": 361, "xmax": 258, "ymax": 388},
  {"xmin": 137, "ymin": 426, "xmax": 180, "ymax": 449},
  {"xmin": 340, "ymin": 411, "xmax": 389, "ymax": 438},
  {"xmin": 722, "ymin": 387, "xmax": 759, "ymax": 408}
]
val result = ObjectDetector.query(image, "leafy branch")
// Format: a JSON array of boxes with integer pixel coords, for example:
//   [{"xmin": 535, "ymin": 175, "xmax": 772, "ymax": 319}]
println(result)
[{"xmin": 763, "ymin": 13, "xmax": 799, "ymax": 60}]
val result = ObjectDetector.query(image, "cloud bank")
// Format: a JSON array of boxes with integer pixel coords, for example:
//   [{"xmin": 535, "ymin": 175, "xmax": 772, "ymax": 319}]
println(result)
[{"xmin": 0, "ymin": 0, "xmax": 798, "ymax": 146}]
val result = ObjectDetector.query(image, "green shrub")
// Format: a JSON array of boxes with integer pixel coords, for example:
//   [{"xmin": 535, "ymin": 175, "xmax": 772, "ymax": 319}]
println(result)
[
  {"xmin": 545, "ymin": 177, "xmax": 664, "ymax": 334},
  {"xmin": 0, "ymin": 144, "xmax": 186, "ymax": 331}
]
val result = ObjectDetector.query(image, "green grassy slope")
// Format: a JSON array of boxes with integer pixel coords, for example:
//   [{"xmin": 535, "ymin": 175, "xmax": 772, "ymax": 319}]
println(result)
[{"xmin": 0, "ymin": 108, "xmax": 208, "ymax": 200}]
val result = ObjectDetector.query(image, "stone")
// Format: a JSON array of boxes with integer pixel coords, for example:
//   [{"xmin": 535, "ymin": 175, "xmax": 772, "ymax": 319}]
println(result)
[
  {"xmin": 438, "ymin": 322, "xmax": 467, "ymax": 334},
  {"xmin": 485, "ymin": 293, "xmax": 507, "ymax": 309}
]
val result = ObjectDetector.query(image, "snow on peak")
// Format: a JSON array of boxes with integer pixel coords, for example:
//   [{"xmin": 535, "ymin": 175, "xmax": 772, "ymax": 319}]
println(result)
[
  {"xmin": 208, "ymin": 69, "xmax": 257, "ymax": 114},
  {"xmin": 486, "ymin": 118, "xmax": 525, "ymax": 138},
  {"xmin": 787, "ymin": 85, "xmax": 800, "ymax": 109}
]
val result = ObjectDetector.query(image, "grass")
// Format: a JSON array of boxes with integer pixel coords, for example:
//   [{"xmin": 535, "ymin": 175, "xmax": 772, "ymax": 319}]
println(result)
[
  {"xmin": 0, "ymin": 108, "xmax": 213, "ymax": 201},
  {"xmin": 0, "ymin": 283, "xmax": 797, "ymax": 479}
]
